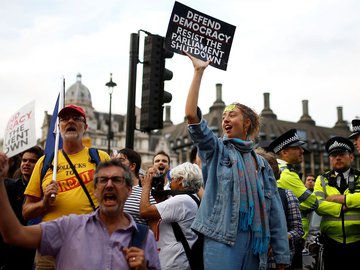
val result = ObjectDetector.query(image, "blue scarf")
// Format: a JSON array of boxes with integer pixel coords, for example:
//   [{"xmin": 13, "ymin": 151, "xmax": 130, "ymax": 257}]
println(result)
[{"xmin": 224, "ymin": 137, "xmax": 270, "ymax": 255}]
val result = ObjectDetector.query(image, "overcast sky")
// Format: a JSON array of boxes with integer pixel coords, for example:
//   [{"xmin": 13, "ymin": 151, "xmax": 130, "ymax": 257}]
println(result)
[{"xmin": 1, "ymin": 0, "xmax": 360, "ymax": 141}]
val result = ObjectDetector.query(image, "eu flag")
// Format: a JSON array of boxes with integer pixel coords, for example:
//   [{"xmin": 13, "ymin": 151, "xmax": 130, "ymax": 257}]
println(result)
[{"xmin": 44, "ymin": 94, "xmax": 63, "ymax": 155}]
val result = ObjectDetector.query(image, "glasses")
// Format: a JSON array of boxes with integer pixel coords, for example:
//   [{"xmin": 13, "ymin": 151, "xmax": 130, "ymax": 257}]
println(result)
[
  {"xmin": 59, "ymin": 115, "xmax": 85, "ymax": 122},
  {"xmin": 96, "ymin": 176, "xmax": 126, "ymax": 185}
]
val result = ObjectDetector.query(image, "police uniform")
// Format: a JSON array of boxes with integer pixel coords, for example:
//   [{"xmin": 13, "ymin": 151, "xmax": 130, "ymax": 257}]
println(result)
[
  {"xmin": 314, "ymin": 136, "xmax": 360, "ymax": 269},
  {"xmin": 269, "ymin": 129, "xmax": 318, "ymax": 269},
  {"xmin": 269, "ymin": 129, "xmax": 318, "ymax": 212}
]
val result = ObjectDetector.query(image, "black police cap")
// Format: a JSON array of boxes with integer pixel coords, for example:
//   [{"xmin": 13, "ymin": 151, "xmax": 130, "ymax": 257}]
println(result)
[
  {"xmin": 325, "ymin": 136, "xmax": 354, "ymax": 155},
  {"xmin": 268, "ymin": 129, "xmax": 305, "ymax": 154},
  {"xmin": 349, "ymin": 119, "xmax": 360, "ymax": 140}
]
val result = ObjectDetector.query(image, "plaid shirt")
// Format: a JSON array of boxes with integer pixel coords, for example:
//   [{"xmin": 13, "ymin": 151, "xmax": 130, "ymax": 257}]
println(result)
[{"xmin": 268, "ymin": 189, "xmax": 304, "ymax": 269}]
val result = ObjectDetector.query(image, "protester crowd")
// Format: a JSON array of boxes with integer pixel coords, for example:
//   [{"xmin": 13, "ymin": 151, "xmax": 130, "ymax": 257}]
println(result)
[{"xmin": 1, "ymin": 56, "xmax": 360, "ymax": 270}]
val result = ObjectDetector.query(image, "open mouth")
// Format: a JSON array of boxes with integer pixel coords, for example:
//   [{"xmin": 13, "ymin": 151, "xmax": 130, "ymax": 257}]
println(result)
[
  {"xmin": 66, "ymin": 126, "xmax": 77, "ymax": 132},
  {"xmin": 224, "ymin": 125, "xmax": 232, "ymax": 132},
  {"xmin": 103, "ymin": 193, "xmax": 117, "ymax": 206}
]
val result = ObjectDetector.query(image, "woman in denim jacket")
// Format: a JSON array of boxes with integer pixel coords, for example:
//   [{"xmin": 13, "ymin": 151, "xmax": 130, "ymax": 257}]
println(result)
[{"xmin": 184, "ymin": 52, "xmax": 290, "ymax": 270}]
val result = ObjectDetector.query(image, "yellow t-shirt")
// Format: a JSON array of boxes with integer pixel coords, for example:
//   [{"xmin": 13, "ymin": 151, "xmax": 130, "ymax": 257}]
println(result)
[{"xmin": 24, "ymin": 147, "xmax": 110, "ymax": 221}]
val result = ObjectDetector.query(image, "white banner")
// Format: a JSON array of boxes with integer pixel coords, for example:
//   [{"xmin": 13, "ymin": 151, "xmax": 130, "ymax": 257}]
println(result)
[{"xmin": 3, "ymin": 101, "xmax": 36, "ymax": 157}]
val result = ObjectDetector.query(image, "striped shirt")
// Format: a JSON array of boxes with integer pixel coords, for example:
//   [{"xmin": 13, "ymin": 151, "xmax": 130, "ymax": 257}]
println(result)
[{"xmin": 124, "ymin": 185, "xmax": 156, "ymax": 224}]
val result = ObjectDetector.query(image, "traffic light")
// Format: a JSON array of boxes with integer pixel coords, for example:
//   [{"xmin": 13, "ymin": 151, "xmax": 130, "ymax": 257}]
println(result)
[{"xmin": 140, "ymin": 34, "xmax": 173, "ymax": 132}]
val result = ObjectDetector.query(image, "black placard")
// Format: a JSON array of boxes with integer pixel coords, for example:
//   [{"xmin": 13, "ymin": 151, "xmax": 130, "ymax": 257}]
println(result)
[{"xmin": 165, "ymin": 1, "xmax": 236, "ymax": 71}]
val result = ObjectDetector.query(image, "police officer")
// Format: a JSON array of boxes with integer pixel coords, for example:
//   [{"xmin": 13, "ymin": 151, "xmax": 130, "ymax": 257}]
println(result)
[
  {"xmin": 269, "ymin": 129, "xmax": 318, "ymax": 213},
  {"xmin": 269, "ymin": 129, "xmax": 318, "ymax": 269},
  {"xmin": 349, "ymin": 119, "xmax": 360, "ymax": 153},
  {"xmin": 314, "ymin": 136, "xmax": 360, "ymax": 269}
]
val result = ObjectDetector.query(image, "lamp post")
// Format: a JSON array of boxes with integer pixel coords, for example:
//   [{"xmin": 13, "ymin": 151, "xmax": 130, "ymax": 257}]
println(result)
[{"xmin": 106, "ymin": 73, "xmax": 117, "ymax": 155}]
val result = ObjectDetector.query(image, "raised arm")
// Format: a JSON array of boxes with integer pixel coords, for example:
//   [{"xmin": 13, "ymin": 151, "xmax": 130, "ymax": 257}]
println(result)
[
  {"xmin": 0, "ymin": 152, "xmax": 42, "ymax": 249},
  {"xmin": 139, "ymin": 169, "xmax": 161, "ymax": 220},
  {"xmin": 184, "ymin": 52, "xmax": 210, "ymax": 124}
]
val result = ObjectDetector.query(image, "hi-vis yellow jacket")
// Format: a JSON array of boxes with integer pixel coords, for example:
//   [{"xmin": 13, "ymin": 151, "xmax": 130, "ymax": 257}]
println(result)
[
  {"xmin": 277, "ymin": 163, "xmax": 318, "ymax": 213},
  {"xmin": 314, "ymin": 169, "xmax": 360, "ymax": 244}
]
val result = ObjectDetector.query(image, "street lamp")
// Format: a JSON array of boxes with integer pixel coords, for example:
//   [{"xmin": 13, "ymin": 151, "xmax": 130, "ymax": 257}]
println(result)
[{"xmin": 106, "ymin": 73, "xmax": 117, "ymax": 155}]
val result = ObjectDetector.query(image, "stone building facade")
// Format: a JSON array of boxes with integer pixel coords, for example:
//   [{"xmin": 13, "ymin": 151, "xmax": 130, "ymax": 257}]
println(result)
[
  {"xmin": 162, "ymin": 89, "xmax": 359, "ymax": 178},
  {"xmin": 38, "ymin": 74, "xmax": 359, "ymax": 178},
  {"xmin": 39, "ymin": 73, "xmax": 175, "ymax": 169}
]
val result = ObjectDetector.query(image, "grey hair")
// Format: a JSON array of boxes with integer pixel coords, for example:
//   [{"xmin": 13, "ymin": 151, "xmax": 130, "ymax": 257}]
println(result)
[{"xmin": 170, "ymin": 162, "xmax": 203, "ymax": 192}]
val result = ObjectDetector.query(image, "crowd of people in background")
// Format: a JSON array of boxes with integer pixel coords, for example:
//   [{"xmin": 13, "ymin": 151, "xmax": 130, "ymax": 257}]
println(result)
[
  {"xmin": 0, "ymin": 56, "xmax": 360, "ymax": 270},
  {"xmin": 0, "ymin": 146, "xmax": 43, "ymax": 269}
]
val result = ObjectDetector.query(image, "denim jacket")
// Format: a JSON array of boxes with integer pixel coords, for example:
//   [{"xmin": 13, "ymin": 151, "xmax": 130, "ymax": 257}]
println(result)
[{"xmin": 188, "ymin": 114, "xmax": 290, "ymax": 267}]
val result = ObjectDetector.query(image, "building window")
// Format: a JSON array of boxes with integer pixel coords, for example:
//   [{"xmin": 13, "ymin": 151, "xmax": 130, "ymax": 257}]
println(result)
[{"xmin": 101, "ymin": 138, "xmax": 107, "ymax": 146}]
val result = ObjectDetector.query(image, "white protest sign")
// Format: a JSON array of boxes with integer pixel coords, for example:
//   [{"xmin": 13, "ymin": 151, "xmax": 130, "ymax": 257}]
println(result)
[{"xmin": 3, "ymin": 101, "xmax": 36, "ymax": 157}]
